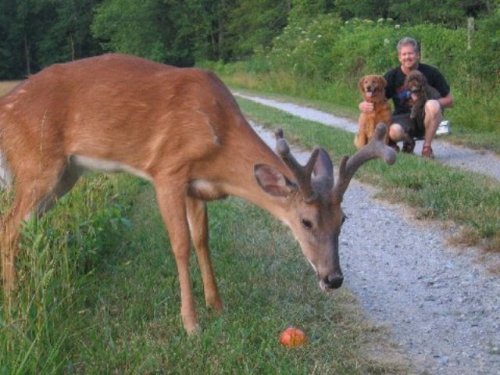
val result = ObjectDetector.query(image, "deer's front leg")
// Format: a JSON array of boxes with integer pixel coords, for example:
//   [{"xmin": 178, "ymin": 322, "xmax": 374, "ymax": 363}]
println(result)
[
  {"xmin": 186, "ymin": 196, "xmax": 222, "ymax": 312},
  {"xmin": 155, "ymin": 182, "xmax": 199, "ymax": 334},
  {"xmin": 1, "ymin": 214, "xmax": 21, "ymax": 301}
]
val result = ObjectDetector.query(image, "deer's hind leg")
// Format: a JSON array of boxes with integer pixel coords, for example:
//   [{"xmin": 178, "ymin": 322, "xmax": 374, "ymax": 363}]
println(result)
[{"xmin": 1, "ymin": 161, "xmax": 80, "ymax": 300}]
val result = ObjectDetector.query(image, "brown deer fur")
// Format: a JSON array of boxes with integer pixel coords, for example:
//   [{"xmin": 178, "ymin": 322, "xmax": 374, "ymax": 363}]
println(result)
[{"xmin": 0, "ymin": 54, "xmax": 396, "ymax": 333}]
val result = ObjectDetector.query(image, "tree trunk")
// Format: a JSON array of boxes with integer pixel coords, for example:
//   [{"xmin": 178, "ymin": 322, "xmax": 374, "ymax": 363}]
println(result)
[
  {"xmin": 467, "ymin": 17, "xmax": 474, "ymax": 50},
  {"xmin": 70, "ymin": 34, "xmax": 75, "ymax": 60},
  {"xmin": 24, "ymin": 35, "xmax": 31, "ymax": 76}
]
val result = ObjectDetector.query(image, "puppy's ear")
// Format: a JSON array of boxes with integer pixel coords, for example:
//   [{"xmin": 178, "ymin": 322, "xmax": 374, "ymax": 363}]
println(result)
[
  {"xmin": 379, "ymin": 76, "xmax": 387, "ymax": 88},
  {"xmin": 358, "ymin": 77, "xmax": 365, "ymax": 92}
]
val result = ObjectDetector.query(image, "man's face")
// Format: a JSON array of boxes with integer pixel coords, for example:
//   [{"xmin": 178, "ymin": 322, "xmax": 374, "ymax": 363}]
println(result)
[{"xmin": 398, "ymin": 44, "xmax": 419, "ymax": 70}]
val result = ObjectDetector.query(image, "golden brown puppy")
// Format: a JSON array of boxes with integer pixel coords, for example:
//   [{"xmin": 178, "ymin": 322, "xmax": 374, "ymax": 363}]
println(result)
[
  {"xmin": 405, "ymin": 70, "xmax": 441, "ymax": 127},
  {"xmin": 355, "ymin": 75, "xmax": 392, "ymax": 149}
]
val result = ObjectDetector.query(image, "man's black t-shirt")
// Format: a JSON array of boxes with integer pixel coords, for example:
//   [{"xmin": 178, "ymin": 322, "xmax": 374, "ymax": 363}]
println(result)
[{"xmin": 384, "ymin": 63, "xmax": 450, "ymax": 115}]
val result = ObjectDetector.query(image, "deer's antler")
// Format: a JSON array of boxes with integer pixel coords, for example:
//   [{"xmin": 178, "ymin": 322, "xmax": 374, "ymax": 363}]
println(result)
[
  {"xmin": 275, "ymin": 129, "xmax": 320, "ymax": 202},
  {"xmin": 333, "ymin": 123, "xmax": 396, "ymax": 200}
]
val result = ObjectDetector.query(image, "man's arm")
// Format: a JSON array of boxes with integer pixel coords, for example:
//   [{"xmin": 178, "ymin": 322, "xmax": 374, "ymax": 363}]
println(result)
[
  {"xmin": 425, "ymin": 64, "xmax": 453, "ymax": 109},
  {"xmin": 359, "ymin": 101, "xmax": 374, "ymax": 112},
  {"xmin": 437, "ymin": 93, "xmax": 454, "ymax": 109}
]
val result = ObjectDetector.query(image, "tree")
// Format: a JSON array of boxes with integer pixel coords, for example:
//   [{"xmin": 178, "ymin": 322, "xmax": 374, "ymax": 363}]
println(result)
[
  {"xmin": 185, "ymin": 0, "xmax": 238, "ymax": 62},
  {"xmin": 389, "ymin": 0, "xmax": 467, "ymax": 26},
  {"xmin": 0, "ymin": 0, "xmax": 24, "ymax": 78},
  {"xmin": 38, "ymin": 0, "xmax": 102, "ymax": 65},
  {"xmin": 334, "ymin": 0, "xmax": 392, "ymax": 20},
  {"xmin": 225, "ymin": 0, "xmax": 290, "ymax": 59},
  {"xmin": 0, "ymin": 0, "xmax": 102, "ymax": 79},
  {"xmin": 92, "ymin": 0, "xmax": 167, "ymax": 62},
  {"xmin": 92, "ymin": 0, "xmax": 205, "ymax": 65}
]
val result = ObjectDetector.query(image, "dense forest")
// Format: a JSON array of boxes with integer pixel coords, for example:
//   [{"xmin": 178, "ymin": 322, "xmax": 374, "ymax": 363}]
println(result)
[{"xmin": 0, "ymin": 0, "xmax": 497, "ymax": 79}]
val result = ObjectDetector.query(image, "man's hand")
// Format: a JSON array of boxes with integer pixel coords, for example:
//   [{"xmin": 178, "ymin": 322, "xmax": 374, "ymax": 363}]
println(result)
[{"xmin": 359, "ymin": 101, "xmax": 374, "ymax": 113}]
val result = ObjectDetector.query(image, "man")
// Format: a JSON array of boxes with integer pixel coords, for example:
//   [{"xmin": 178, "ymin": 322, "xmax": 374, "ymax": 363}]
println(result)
[{"xmin": 359, "ymin": 37, "xmax": 454, "ymax": 158}]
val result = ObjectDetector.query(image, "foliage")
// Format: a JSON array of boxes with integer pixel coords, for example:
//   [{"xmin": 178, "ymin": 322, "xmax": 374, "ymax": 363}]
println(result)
[
  {"xmin": 468, "ymin": 8, "xmax": 500, "ymax": 80},
  {"xmin": 92, "ymin": 0, "xmax": 188, "ymax": 64},
  {"xmin": 92, "ymin": 0, "xmax": 162, "ymax": 62},
  {"xmin": 0, "ymin": 174, "xmax": 142, "ymax": 374},
  {"xmin": 0, "ymin": 0, "xmax": 101, "ymax": 78},
  {"xmin": 335, "ymin": 0, "xmax": 392, "ymax": 20},
  {"xmin": 335, "ymin": 0, "xmax": 494, "ymax": 27},
  {"xmin": 0, "ymin": 0, "xmax": 498, "ymax": 79},
  {"xmin": 246, "ymin": 13, "xmax": 498, "ymax": 133},
  {"xmin": 0, "ymin": 0, "xmax": 497, "ymax": 139},
  {"xmin": 267, "ymin": 14, "xmax": 344, "ymax": 80}
]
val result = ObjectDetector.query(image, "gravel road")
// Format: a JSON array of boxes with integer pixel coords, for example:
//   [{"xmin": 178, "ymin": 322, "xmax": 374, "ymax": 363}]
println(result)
[{"xmin": 244, "ymin": 94, "xmax": 500, "ymax": 375}]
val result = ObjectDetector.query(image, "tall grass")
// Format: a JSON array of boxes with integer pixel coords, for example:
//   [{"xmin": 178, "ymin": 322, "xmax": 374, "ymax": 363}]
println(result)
[
  {"xmin": 1, "ymin": 174, "xmax": 408, "ymax": 373},
  {"xmin": 1, "ymin": 175, "xmax": 143, "ymax": 374}
]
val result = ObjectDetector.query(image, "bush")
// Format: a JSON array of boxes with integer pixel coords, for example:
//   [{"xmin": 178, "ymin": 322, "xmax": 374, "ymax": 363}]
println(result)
[
  {"xmin": 222, "ymin": 14, "xmax": 498, "ymax": 134},
  {"xmin": 267, "ymin": 14, "xmax": 343, "ymax": 80}
]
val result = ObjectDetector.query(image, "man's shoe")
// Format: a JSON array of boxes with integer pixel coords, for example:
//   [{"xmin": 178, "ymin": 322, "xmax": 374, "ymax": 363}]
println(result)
[
  {"xmin": 422, "ymin": 145, "xmax": 434, "ymax": 159},
  {"xmin": 436, "ymin": 120, "xmax": 451, "ymax": 135},
  {"xmin": 402, "ymin": 138, "xmax": 415, "ymax": 154}
]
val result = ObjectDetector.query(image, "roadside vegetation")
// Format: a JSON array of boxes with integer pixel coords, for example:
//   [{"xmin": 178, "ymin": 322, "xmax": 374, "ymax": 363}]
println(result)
[
  {"xmin": 207, "ymin": 12, "xmax": 499, "ymax": 153},
  {"xmin": 236, "ymin": 97, "xmax": 500, "ymax": 254},
  {"xmin": 0, "ymin": 175, "xmax": 408, "ymax": 373},
  {"xmin": 1, "ymin": 1, "xmax": 497, "ymax": 153}
]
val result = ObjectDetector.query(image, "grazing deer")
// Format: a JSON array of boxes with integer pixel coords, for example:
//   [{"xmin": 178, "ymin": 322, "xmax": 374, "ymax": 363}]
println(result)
[{"xmin": 0, "ymin": 54, "xmax": 395, "ymax": 334}]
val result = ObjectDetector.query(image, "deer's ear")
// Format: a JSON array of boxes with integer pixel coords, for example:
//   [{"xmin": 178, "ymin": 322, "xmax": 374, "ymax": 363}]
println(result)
[{"xmin": 254, "ymin": 164, "xmax": 297, "ymax": 197}]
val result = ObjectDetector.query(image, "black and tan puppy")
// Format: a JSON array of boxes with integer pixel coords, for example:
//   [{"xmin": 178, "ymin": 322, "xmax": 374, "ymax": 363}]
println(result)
[{"xmin": 405, "ymin": 70, "xmax": 440, "ymax": 126}]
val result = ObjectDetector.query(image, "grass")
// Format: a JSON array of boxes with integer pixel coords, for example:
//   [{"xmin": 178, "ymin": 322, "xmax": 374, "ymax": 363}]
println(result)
[
  {"xmin": 0, "ymin": 174, "xmax": 409, "ymax": 374},
  {"xmin": 236, "ymin": 98, "xmax": 500, "ymax": 253}
]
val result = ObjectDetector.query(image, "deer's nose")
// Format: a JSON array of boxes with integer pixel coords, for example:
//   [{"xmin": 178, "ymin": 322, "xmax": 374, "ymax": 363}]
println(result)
[{"xmin": 323, "ymin": 273, "xmax": 344, "ymax": 289}]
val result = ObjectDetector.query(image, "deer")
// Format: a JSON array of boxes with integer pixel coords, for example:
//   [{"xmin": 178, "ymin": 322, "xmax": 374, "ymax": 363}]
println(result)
[{"xmin": 0, "ymin": 54, "xmax": 396, "ymax": 334}]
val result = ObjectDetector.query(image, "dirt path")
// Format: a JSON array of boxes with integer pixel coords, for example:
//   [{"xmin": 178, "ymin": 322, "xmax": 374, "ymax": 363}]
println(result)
[{"xmin": 247, "ymin": 96, "xmax": 500, "ymax": 375}]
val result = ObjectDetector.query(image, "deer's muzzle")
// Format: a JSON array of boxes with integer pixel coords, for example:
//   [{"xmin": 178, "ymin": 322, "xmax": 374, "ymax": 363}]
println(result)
[{"xmin": 320, "ymin": 272, "xmax": 344, "ymax": 290}]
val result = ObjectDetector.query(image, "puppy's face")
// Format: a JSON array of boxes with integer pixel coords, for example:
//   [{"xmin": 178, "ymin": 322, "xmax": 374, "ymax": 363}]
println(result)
[
  {"xmin": 358, "ymin": 75, "xmax": 387, "ymax": 101},
  {"xmin": 405, "ymin": 71, "xmax": 427, "ymax": 103}
]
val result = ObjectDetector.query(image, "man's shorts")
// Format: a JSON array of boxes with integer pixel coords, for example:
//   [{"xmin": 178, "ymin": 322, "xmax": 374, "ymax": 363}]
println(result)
[{"xmin": 392, "ymin": 113, "xmax": 425, "ymax": 139}]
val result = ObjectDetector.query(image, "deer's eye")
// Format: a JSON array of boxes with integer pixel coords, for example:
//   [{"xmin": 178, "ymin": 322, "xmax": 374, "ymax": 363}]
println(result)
[
  {"xmin": 341, "ymin": 215, "xmax": 347, "ymax": 225},
  {"xmin": 301, "ymin": 218, "xmax": 313, "ymax": 230}
]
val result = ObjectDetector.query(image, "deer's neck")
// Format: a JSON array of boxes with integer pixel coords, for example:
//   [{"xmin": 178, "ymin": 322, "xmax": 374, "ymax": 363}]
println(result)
[{"xmin": 189, "ymin": 124, "xmax": 291, "ymax": 220}]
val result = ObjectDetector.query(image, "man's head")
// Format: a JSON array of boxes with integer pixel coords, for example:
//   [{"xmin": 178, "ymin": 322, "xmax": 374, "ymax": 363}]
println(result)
[{"xmin": 397, "ymin": 37, "xmax": 420, "ymax": 72}]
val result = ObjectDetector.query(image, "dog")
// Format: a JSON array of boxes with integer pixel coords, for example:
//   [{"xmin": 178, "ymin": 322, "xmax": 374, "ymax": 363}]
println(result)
[
  {"xmin": 355, "ymin": 75, "xmax": 392, "ymax": 149},
  {"xmin": 405, "ymin": 70, "xmax": 441, "ymax": 127}
]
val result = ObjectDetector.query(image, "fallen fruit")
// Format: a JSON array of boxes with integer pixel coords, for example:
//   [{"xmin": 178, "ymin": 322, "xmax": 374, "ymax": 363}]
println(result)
[{"xmin": 279, "ymin": 327, "xmax": 307, "ymax": 347}]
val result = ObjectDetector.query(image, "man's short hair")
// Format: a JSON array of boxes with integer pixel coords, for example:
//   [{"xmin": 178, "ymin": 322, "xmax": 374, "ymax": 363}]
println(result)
[{"xmin": 397, "ymin": 37, "xmax": 420, "ymax": 54}]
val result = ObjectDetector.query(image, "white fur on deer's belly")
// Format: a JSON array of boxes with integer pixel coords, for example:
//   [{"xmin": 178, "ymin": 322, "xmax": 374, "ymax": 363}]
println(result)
[
  {"xmin": 0, "ymin": 151, "xmax": 12, "ymax": 187},
  {"xmin": 70, "ymin": 155, "xmax": 153, "ymax": 181}
]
